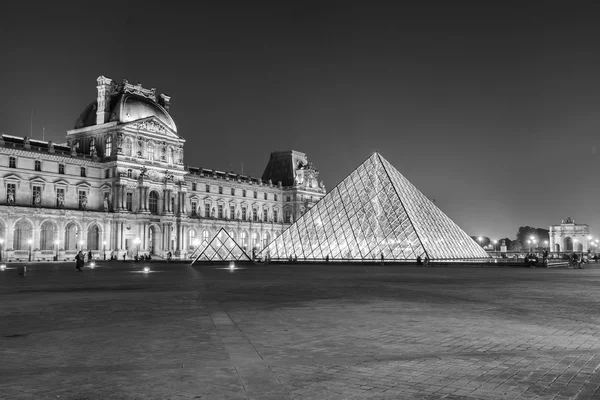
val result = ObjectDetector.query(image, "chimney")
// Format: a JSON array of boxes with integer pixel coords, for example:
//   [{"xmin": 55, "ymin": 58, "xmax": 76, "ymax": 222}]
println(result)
[
  {"xmin": 96, "ymin": 76, "xmax": 113, "ymax": 125},
  {"xmin": 159, "ymin": 93, "xmax": 171, "ymax": 112}
]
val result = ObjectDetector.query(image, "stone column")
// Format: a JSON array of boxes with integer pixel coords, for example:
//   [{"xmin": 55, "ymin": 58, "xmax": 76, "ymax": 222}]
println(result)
[
  {"xmin": 121, "ymin": 184, "xmax": 126, "ymax": 210},
  {"xmin": 138, "ymin": 186, "xmax": 144, "ymax": 211},
  {"xmin": 181, "ymin": 192, "xmax": 187, "ymax": 215},
  {"xmin": 114, "ymin": 185, "xmax": 121, "ymax": 211},
  {"xmin": 144, "ymin": 187, "xmax": 150, "ymax": 211},
  {"xmin": 115, "ymin": 221, "xmax": 122, "ymax": 250}
]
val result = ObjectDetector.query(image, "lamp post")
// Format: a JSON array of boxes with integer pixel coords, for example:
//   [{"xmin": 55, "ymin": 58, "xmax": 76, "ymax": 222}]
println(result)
[
  {"xmin": 54, "ymin": 240, "xmax": 59, "ymax": 261},
  {"xmin": 0, "ymin": 238, "xmax": 4, "ymax": 262},
  {"xmin": 532, "ymin": 239, "xmax": 537, "ymax": 252},
  {"xmin": 103, "ymin": 241, "xmax": 107, "ymax": 260},
  {"xmin": 493, "ymin": 240, "xmax": 498, "ymax": 252},
  {"xmin": 27, "ymin": 238, "xmax": 33, "ymax": 261},
  {"xmin": 527, "ymin": 239, "xmax": 532, "ymax": 253},
  {"xmin": 544, "ymin": 240, "xmax": 548, "ymax": 251}
]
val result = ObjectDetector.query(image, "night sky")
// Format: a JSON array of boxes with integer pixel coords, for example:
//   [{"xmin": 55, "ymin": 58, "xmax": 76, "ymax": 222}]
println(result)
[{"xmin": 2, "ymin": 2, "xmax": 600, "ymax": 240}]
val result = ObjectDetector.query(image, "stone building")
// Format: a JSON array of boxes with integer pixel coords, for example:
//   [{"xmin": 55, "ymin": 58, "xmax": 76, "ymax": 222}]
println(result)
[
  {"xmin": 0, "ymin": 76, "xmax": 325, "ymax": 261},
  {"xmin": 549, "ymin": 217, "xmax": 590, "ymax": 253}
]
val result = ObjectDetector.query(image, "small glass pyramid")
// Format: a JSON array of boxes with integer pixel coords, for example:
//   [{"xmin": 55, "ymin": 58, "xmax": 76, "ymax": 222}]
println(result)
[
  {"xmin": 262, "ymin": 153, "xmax": 490, "ymax": 261},
  {"xmin": 190, "ymin": 228, "xmax": 252, "ymax": 264}
]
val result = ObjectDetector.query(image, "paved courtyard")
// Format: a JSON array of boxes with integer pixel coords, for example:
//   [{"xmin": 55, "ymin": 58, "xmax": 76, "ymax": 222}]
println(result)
[{"xmin": 2, "ymin": 261, "xmax": 600, "ymax": 399}]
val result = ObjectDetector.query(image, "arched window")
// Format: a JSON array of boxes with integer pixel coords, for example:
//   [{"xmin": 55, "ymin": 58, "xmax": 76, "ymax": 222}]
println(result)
[
  {"xmin": 64, "ymin": 222, "xmax": 79, "ymax": 250},
  {"xmin": 262, "ymin": 232, "xmax": 270, "ymax": 249},
  {"xmin": 252, "ymin": 231, "xmax": 259, "ymax": 249},
  {"xmin": 89, "ymin": 138, "xmax": 95, "ymax": 155},
  {"xmin": 105, "ymin": 135, "xmax": 112, "ymax": 157},
  {"xmin": 40, "ymin": 221, "xmax": 57, "ymax": 250},
  {"xmin": 147, "ymin": 142, "xmax": 154, "ymax": 161},
  {"xmin": 124, "ymin": 137, "xmax": 133, "ymax": 156},
  {"xmin": 241, "ymin": 232, "xmax": 248, "ymax": 250},
  {"xmin": 13, "ymin": 220, "xmax": 32, "ymax": 250},
  {"xmin": 167, "ymin": 147, "xmax": 174, "ymax": 164},
  {"xmin": 149, "ymin": 191, "xmax": 159, "ymax": 214},
  {"xmin": 202, "ymin": 230, "xmax": 209, "ymax": 243},
  {"xmin": 127, "ymin": 169, "xmax": 132, "ymax": 178},
  {"xmin": 188, "ymin": 229, "xmax": 197, "ymax": 249},
  {"xmin": 87, "ymin": 225, "xmax": 100, "ymax": 250}
]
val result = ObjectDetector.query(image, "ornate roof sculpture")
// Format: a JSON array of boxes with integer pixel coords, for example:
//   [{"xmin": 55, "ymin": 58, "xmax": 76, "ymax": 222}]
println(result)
[
  {"xmin": 262, "ymin": 153, "xmax": 490, "ymax": 262},
  {"xmin": 190, "ymin": 228, "xmax": 252, "ymax": 265}
]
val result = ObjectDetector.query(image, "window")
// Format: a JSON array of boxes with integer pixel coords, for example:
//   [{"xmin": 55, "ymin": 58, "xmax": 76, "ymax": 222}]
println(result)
[
  {"xmin": 230, "ymin": 205, "xmax": 235, "ymax": 219},
  {"xmin": 286, "ymin": 195, "xmax": 291, "ymax": 202},
  {"xmin": 254, "ymin": 191, "xmax": 257, "ymax": 199},
  {"xmin": 204, "ymin": 203, "xmax": 210, "ymax": 217},
  {"xmin": 203, "ymin": 230, "xmax": 209, "ymax": 243},
  {"xmin": 242, "ymin": 207, "xmax": 247, "ymax": 220},
  {"xmin": 252, "ymin": 231, "xmax": 259, "ymax": 249},
  {"xmin": 56, "ymin": 188, "xmax": 65, "ymax": 207},
  {"xmin": 274, "ymin": 194, "xmax": 278, "ymax": 201},
  {"xmin": 230, "ymin": 188, "xmax": 235, "ymax": 196},
  {"xmin": 126, "ymin": 193, "xmax": 133, "ymax": 211},
  {"xmin": 78, "ymin": 191, "xmax": 86, "ymax": 209},
  {"xmin": 205, "ymin": 184, "xmax": 210, "ymax": 193},
  {"xmin": 89, "ymin": 138, "xmax": 95, "ymax": 155},
  {"xmin": 80, "ymin": 167, "xmax": 86, "ymax": 177},
  {"xmin": 105, "ymin": 169, "xmax": 110, "ymax": 178},
  {"xmin": 264, "ymin": 193, "xmax": 267, "ymax": 200},
  {"xmin": 219, "ymin": 186, "xmax": 223, "ymax": 194},
  {"xmin": 263, "ymin": 209, "xmax": 268, "ymax": 222},
  {"xmin": 34, "ymin": 160, "xmax": 41, "ymax": 171},
  {"xmin": 105, "ymin": 135, "xmax": 112, "ymax": 157},
  {"xmin": 192, "ymin": 183, "xmax": 196, "ymax": 191},
  {"xmin": 218, "ymin": 204, "xmax": 223, "ymax": 219},
  {"xmin": 170, "ymin": 197, "xmax": 174, "ymax": 213},
  {"xmin": 149, "ymin": 191, "xmax": 158, "ymax": 214},
  {"xmin": 147, "ymin": 142, "xmax": 154, "ymax": 161},
  {"xmin": 188, "ymin": 230, "xmax": 197, "ymax": 249},
  {"xmin": 274, "ymin": 209, "xmax": 278, "ymax": 223},
  {"xmin": 9, "ymin": 157, "xmax": 16, "ymax": 168},
  {"xmin": 191, "ymin": 201, "xmax": 197, "ymax": 216},
  {"xmin": 285, "ymin": 210, "xmax": 292, "ymax": 223},
  {"xmin": 252, "ymin": 208, "xmax": 258, "ymax": 222},
  {"xmin": 6, "ymin": 183, "xmax": 15, "ymax": 203},
  {"xmin": 32, "ymin": 186, "xmax": 41, "ymax": 205},
  {"xmin": 58, "ymin": 164, "xmax": 65, "ymax": 174},
  {"xmin": 127, "ymin": 169, "xmax": 132, "ymax": 178}
]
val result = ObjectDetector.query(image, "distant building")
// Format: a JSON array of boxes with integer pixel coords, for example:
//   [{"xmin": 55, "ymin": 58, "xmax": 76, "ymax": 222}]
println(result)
[
  {"xmin": 549, "ymin": 217, "xmax": 589, "ymax": 253},
  {"xmin": 0, "ymin": 76, "xmax": 325, "ymax": 261}
]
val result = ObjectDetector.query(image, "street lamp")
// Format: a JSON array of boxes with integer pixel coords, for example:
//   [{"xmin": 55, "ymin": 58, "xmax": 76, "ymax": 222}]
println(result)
[
  {"xmin": 27, "ymin": 238, "xmax": 33, "ymax": 261},
  {"xmin": 532, "ymin": 239, "xmax": 537, "ymax": 252},
  {"xmin": 493, "ymin": 240, "xmax": 498, "ymax": 252},
  {"xmin": 544, "ymin": 240, "xmax": 548, "ymax": 251},
  {"xmin": 54, "ymin": 240, "xmax": 59, "ymax": 261},
  {"xmin": 527, "ymin": 239, "xmax": 532, "ymax": 253},
  {"xmin": 103, "ymin": 241, "xmax": 107, "ymax": 260}
]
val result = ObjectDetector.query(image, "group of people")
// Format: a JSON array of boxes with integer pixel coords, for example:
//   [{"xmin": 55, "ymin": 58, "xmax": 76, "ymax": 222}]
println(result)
[{"xmin": 74, "ymin": 250, "xmax": 93, "ymax": 271}]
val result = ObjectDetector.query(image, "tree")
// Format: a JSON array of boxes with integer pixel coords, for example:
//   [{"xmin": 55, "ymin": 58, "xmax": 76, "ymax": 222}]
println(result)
[{"xmin": 516, "ymin": 226, "xmax": 550, "ymax": 250}]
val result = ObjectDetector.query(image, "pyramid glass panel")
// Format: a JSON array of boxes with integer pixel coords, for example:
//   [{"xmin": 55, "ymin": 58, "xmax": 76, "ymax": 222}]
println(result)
[
  {"xmin": 262, "ymin": 153, "xmax": 490, "ymax": 262},
  {"xmin": 191, "ymin": 228, "xmax": 252, "ymax": 264}
]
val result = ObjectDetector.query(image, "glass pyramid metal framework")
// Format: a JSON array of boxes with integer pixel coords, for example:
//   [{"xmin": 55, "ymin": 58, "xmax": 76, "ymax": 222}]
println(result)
[
  {"xmin": 190, "ymin": 228, "xmax": 252, "ymax": 265},
  {"xmin": 262, "ymin": 153, "xmax": 490, "ymax": 262}
]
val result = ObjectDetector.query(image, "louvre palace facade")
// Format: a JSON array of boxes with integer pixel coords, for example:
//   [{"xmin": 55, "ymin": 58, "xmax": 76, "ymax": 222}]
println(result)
[{"xmin": 0, "ymin": 76, "xmax": 325, "ymax": 261}]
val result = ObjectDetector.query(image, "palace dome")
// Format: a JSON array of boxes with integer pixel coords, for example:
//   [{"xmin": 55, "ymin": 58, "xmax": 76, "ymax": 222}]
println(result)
[{"xmin": 74, "ymin": 93, "xmax": 177, "ymax": 132}]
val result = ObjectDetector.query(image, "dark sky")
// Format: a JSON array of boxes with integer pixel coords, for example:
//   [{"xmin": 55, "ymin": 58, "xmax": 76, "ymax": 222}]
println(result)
[{"xmin": 1, "ymin": 1, "xmax": 600, "ymax": 240}]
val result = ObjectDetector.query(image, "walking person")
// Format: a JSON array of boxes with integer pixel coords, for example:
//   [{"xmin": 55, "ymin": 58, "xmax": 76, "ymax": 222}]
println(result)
[
  {"xmin": 380, "ymin": 252, "xmax": 384, "ymax": 267},
  {"xmin": 87, "ymin": 250, "xmax": 93, "ymax": 262},
  {"xmin": 75, "ymin": 251, "xmax": 84, "ymax": 271}
]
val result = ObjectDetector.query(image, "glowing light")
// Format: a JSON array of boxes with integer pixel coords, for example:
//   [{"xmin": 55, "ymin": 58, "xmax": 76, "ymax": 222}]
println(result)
[
  {"xmin": 90, "ymin": 262, "xmax": 95, "ymax": 269},
  {"xmin": 0, "ymin": 238, "xmax": 4, "ymax": 244},
  {"xmin": 27, "ymin": 239, "xmax": 33, "ymax": 245},
  {"xmin": 229, "ymin": 261, "xmax": 235, "ymax": 270},
  {"xmin": 0, "ymin": 264, "xmax": 5, "ymax": 271},
  {"xmin": 54, "ymin": 240, "xmax": 59, "ymax": 246},
  {"xmin": 143, "ymin": 267, "xmax": 150, "ymax": 273}
]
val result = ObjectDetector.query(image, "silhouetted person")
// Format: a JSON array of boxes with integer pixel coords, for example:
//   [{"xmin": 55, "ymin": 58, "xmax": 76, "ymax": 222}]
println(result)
[
  {"xmin": 75, "ymin": 251, "xmax": 84, "ymax": 271},
  {"xmin": 380, "ymin": 252, "xmax": 384, "ymax": 266},
  {"xmin": 87, "ymin": 250, "xmax": 92, "ymax": 261},
  {"xmin": 416, "ymin": 255, "xmax": 422, "ymax": 266}
]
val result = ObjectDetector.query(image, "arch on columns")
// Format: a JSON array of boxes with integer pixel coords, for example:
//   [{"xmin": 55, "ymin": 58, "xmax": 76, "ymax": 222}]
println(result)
[
  {"xmin": 40, "ymin": 219, "xmax": 58, "ymax": 250},
  {"xmin": 64, "ymin": 220, "xmax": 83, "ymax": 250},
  {"xmin": 262, "ymin": 231, "xmax": 271, "ymax": 249},
  {"xmin": 0, "ymin": 217, "xmax": 7, "ymax": 243},
  {"xmin": 148, "ymin": 223, "xmax": 162, "ymax": 255},
  {"xmin": 149, "ymin": 190, "xmax": 160, "ymax": 214},
  {"xmin": 576, "ymin": 242, "xmax": 583, "ymax": 252},
  {"xmin": 13, "ymin": 218, "xmax": 33, "ymax": 250},
  {"xmin": 86, "ymin": 223, "xmax": 101, "ymax": 250},
  {"xmin": 251, "ymin": 230, "xmax": 260, "ymax": 250},
  {"xmin": 240, "ymin": 230, "xmax": 248, "ymax": 251},
  {"xmin": 555, "ymin": 243, "xmax": 560, "ymax": 252},
  {"xmin": 201, "ymin": 228, "xmax": 211, "ymax": 244},
  {"xmin": 564, "ymin": 237, "xmax": 573, "ymax": 251}
]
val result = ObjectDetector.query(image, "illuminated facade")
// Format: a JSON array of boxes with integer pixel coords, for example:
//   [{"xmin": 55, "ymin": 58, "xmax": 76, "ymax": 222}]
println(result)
[
  {"xmin": 262, "ymin": 153, "xmax": 489, "ymax": 261},
  {"xmin": 549, "ymin": 218, "xmax": 590, "ymax": 253},
  {"xmin": 0, "ymin": 76, "xmax": 325, "ymax": 261}
]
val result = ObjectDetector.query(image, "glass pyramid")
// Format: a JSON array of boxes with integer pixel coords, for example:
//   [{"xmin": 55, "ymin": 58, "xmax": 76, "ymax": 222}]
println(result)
[
  {"xmin": 190, "ymin": 228, "xmax": 252, "ymax": 264},
  {"xmin": 262, "ymin": 153, "xmax": 490, "ymax": 262}
]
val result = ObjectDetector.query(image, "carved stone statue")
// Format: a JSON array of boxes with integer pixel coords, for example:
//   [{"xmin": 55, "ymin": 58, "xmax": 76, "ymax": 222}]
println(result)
[
  {"xmin": 81, "ymin": 195, "xmax": 88, "ymax": 210},
  {"xmin": 34, "ymin": 193, "xmax": 41, "ymax": 207},
  {"xmin": 103, "ymin": 196, "xmax": 109, "ymax": 211},
  {"xmin": 211, "ymin": 207, "xmax": 215, "ymax": 218},
  {"xmin": 58, "ymin": 193, "xmax": 64, "ymax": 207},
  {"xmin": 236, "ymin": 210, "xmax": 240, "ymax": 219},
  {"xmin": 8, "ymin": 191, "xmax": 14, "ymax": 204}
]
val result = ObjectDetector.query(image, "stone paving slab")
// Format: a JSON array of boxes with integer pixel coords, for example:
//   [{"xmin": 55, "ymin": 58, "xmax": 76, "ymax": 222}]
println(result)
[{"xmin": 2, "ymin": 262, "xmax": 600, "ymax": 399}]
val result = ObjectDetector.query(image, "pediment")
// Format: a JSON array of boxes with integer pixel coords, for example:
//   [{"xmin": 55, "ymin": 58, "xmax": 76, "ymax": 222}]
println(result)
[
  {"xmin": 4, "ymin": 173, "xmax": 23, "ymax": 181},
  {"xmin": 123, "ymin": 116, "xmax": 184, "ymax": 141},
  {"xmin": 29, "ymin": 176, "xmax": 47, "ymax": 184},
  {"xmin": 100, "ymin": 183, "xmax": 112, "ymax": 190},
  {"xmin": 76, "ymin": 181, "xmax": 91, "ymax": 189},
  {"xmin": 54, "ymin": 179, "xmax": 70, "ymax": 186}
]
